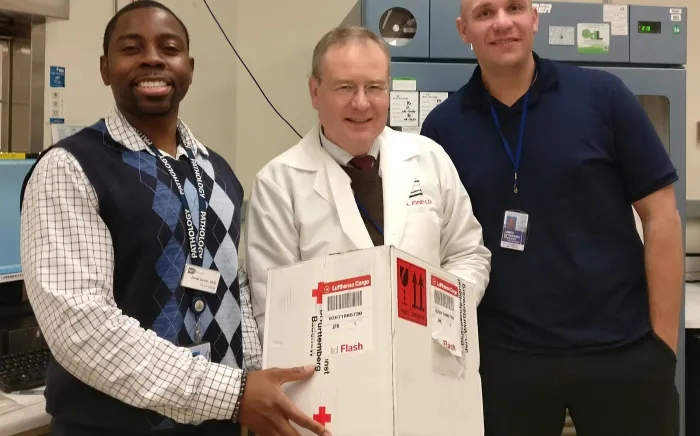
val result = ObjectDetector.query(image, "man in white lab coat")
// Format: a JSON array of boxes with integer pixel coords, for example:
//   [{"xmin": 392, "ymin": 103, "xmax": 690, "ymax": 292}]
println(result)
[{"xmin": 245, "ymin": 25, "xmax": 491, "ymax": 339}]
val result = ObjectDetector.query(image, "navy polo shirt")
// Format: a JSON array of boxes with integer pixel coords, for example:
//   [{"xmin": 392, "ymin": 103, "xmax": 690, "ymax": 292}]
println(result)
[{"xmin": 421, "ymin": 53, "xmax": 678, "ymax": 353}]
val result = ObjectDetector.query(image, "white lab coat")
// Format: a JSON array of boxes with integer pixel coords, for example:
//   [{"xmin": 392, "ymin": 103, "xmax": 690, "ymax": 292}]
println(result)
[{"xmin": 245, "ymin": 125, "xmax": 491, "ymax": 340}]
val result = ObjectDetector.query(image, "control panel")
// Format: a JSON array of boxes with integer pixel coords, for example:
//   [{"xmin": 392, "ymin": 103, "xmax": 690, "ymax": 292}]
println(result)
[{"xmin": 362, "ymin": 1, "xmax": 687, "ymax": 65}]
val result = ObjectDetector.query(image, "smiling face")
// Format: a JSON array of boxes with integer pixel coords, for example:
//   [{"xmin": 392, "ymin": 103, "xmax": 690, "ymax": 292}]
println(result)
[
  {"xmin": 308, "ymin": 39, "xmax": 390, "ymax": 156},
  {"xmin": 457, "ymin": 0, "xmax": 538, "ymax": 71},
  {"xmin": 100, "ymin": 7, "xmax": 194, "ymax": 118}
]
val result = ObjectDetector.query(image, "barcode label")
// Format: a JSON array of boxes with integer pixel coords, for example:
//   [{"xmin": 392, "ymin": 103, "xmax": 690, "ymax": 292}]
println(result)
[
  {"xmin": 434, "ymin": 290, "xmax": 455, "ymax": 311},
  {"xmin": 459, "ymin": 280, "xmax": 468, "ymax": 355},
  {"xmin": 327, "ymin": 290, "xmax": 363, "ymax": 311}
]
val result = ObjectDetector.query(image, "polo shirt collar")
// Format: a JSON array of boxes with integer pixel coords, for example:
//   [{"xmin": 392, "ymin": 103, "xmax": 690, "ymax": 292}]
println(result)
[{"xmin": 461, "ymin": 52, "xmax": 558, "ymax": 111}]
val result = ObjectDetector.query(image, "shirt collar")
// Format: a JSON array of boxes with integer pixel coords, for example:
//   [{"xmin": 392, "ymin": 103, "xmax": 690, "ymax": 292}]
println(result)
[
  {"xmin": 319, "ymin": 125, "xmax": 380, "ymax": 166},
  {"xmin": 460, "ymin": 52, "xmax": 558, "ymax": 111},
  {"xmin": 105, "ymin": 106, "xmax": 209, "ymax": 158}
]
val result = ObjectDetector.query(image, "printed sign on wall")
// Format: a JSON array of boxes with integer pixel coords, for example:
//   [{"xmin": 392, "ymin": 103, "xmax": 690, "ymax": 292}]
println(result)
[{"xmin": 49, "ymin": 66, "xmax": 65, "ymax": 124}]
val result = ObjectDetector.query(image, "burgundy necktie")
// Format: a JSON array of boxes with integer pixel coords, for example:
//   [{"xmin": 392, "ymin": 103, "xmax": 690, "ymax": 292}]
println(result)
[{"xmin": 349, "ymin": 155, "xmax": 376, "ymax": 171}]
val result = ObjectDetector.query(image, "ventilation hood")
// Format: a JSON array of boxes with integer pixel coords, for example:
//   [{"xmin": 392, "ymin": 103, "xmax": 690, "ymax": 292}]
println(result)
[{"xmin": 0, "ymin": 0, "xmax": 69, "ymax": 21}]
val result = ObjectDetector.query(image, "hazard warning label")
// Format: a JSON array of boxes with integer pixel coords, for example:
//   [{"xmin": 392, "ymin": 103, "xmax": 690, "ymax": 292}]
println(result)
[{"xmin": 396, "ymin": 257, "xmax": 427, "ymax": 326}]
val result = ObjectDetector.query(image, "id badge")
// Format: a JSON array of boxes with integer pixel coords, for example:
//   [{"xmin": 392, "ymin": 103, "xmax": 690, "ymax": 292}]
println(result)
[
  {"xmin": 189, "ymin": 342, "xmax": 211, "ymax": 361},
  {"xmin": 500, "ymin": 210, "xmax": 529, "ymax": 251},
  {"xmin": 181, "ymin": 264, "xmax": 221, "ymax": 294}
]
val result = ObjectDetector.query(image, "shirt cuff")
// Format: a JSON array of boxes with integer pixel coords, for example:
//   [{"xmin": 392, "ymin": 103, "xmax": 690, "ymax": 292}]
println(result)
[{"xmin": 194, "ymin": 362, "xmax": 241, "ymax": 421}]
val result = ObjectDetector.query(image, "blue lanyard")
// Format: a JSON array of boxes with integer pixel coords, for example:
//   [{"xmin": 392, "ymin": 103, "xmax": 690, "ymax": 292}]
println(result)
[
  {"xmin": 488, "ymin": 86, "xmax": 532, "ymax": 194},
  {"xmin": 355, "ymin": 197, "xmax": 384, "ymax": 236},
  {"xmin": 146, "ymin": 142, "xmax": 209, "ymax": 268},
  {"xmin": 143, "ymin": 138, "xmax": 210, "ymax": 340}
]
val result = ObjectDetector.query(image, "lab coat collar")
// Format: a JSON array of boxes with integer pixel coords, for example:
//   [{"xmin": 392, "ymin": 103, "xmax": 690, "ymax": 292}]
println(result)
[
  {"xmin": 289, "ymin": 124, "xmax": 419, "ymax": 249},
  {"xmin": 288, "ymin": 124, "xmax": 420, "ymax": 171}
]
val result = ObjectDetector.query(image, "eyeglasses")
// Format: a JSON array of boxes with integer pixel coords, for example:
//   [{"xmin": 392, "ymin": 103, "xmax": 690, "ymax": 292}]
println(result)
[{"xmin": 331, "ymin": 83, "xmax": 389, "ymax": 101}]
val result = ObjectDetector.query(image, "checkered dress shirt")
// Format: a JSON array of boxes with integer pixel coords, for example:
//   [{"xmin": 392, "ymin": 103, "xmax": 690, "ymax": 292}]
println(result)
[{"xmin": 20, "ymin": 108, "xmax": 262, "ymax": 424}]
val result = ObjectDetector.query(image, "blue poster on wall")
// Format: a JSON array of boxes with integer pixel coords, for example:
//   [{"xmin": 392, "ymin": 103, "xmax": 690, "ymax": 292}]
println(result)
[
  {"xmin": 49, "ymin": 66, "xmax": 65, "ymax": 88},
  {"xmin": 49, "ymin": 66, "xmax": 66, "ymax": 123}
]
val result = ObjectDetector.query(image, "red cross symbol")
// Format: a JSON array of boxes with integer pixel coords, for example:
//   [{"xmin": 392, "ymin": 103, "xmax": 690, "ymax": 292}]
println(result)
[
  {"xmin": 313, "ymin": 406, "xmax": 331, "ymax": 426},
  {"xmin": 312, "ymin": 282, "xmax": 326, "ymax": 304}
]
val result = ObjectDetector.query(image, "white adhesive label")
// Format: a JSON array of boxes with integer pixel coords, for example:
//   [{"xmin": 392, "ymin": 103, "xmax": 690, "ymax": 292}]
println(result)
[
  {"xmin": 390, "ymin": 91, "xmax": 419, "ymax": 127},
  {"xmin": 419, "ymin": 92, "xmax": 449, "ymax": 125},
  {"xmin": 430, "ymin": 275, "xmax": 462, "ymax": 357},
  {"xmin": 549, "ymin": 26, "xmax": 575, "ymax": 46},
  {"xmin": 321, "ymin": 275, "xmax": 373, "ymax": 357},
  {"xmin": 577, "ymin": 23, "xmax": 610, "ymax": 54},
  {"xmin": 532, "ymin": 3, "xmax": 552, "ymax": 14},
  {"xmin": 603, "ymin": 4, "xmax": 628, "ymax": 36},
  {"xmin": 392, "ymin": 78, "xmax": 416, "ymax": 91}
]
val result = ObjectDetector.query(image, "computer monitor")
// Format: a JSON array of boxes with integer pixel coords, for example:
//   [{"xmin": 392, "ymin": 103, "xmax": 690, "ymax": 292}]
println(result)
[{"xmin": 0, "ymin": 158, "xmax": 36, "ymax": 284}]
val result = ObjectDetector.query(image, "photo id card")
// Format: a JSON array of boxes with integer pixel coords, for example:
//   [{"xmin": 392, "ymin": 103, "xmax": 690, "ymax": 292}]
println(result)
[
  {"xmin": 501, "ymin": 210, "xmax": 529, "ymax": 251},
  {"xmin": 189, "ymin": 342, "xmax": 211, "ymax": 361},
  {"xmin": 181, "ymin": 264, "xmax": 221, "ymax": 294}
]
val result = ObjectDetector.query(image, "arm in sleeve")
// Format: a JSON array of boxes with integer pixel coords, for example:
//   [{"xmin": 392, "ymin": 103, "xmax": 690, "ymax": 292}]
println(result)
[
  {"xmin": 244, "ymin": 173, "xmax": 300, "ymax": 343},
  {"xmin": 609, "ymin": 77, "xmax": 682, "ymax": 351},
  {"xmin": 20, "ymin": 148, "xmax": 243, "ymax": 424},
  {"xmin": 238, "ymin": 265, "xmax": 263, "ymax": 371},
  {"xmin": 610, "ymin": 77, "xmax": 678, "ymax": 201},
  {"xmin": 436, "ymin": 149, "xmax": 492, "ymax": 303},
  {"xmin": 633, "ymin": 185, "xmax": 683, "ymax": 352}
]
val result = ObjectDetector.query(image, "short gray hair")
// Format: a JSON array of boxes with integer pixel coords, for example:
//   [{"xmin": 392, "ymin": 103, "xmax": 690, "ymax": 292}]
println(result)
[{"xmin": 311, "ymin": 25, "xmax": 390, "ymax": 82}]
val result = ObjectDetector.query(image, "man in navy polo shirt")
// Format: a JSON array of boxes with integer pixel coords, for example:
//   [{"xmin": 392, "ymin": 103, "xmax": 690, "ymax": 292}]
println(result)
[{"xmin": 421, "ymin": 0, "xmax": 683, "ymax": 435}]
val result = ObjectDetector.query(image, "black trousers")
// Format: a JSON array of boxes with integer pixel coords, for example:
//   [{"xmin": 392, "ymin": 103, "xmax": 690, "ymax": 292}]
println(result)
[{"xmin": 480, "ymin": 332, "xmax": 679, "ymax": 436}]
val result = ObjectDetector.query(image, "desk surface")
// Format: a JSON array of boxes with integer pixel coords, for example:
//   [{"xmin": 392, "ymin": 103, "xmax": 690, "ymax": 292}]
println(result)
[{"xmin": 0, "ymin": 388, "xmax": 49, "ymax": 436}]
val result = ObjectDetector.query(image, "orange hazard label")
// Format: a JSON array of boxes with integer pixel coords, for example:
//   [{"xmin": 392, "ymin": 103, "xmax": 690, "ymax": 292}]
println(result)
[{"xmin": 397, "ymin": 258, "xmax": 427, "ymax": 326}]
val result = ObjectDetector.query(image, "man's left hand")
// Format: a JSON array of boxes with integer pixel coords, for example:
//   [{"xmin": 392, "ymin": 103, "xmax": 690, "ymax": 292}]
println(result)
[{"xmin": 654, "ymin": 327, "xmax": 678, "ymax": 355}]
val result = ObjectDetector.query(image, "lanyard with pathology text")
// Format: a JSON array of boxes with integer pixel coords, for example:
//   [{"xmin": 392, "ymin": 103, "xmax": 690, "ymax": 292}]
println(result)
[
  {"xmin": 144, "ymin": 138, "xmax": 210, "ymax": 342},
  {"xmin": 146, "ymin": 140, "xmax": 208, "ymax": 266}
]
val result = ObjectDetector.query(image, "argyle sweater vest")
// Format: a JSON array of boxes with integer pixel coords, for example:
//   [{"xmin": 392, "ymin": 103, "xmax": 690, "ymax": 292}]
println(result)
[
  {"xmin": 21, "ymin": 121, "xmax": 244, "ymax": 434},
  {"xmin": 342, "ymin": 155, "xmax": 384, "ymax": 246}
]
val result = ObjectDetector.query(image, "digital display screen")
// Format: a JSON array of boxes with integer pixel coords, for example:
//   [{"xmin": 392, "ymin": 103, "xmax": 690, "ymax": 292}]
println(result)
[{"xmin": 638, "ymin": 21, "xmax": 661, "ymax": 34}]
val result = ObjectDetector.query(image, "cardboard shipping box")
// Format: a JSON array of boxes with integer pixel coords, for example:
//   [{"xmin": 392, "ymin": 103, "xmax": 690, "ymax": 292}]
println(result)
[{"xmin": 262, "ymin": 246, "xmax": 484, "ymax": 436}]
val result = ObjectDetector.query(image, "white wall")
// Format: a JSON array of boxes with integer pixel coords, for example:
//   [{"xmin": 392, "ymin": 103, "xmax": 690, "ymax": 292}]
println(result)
[
  {"xmin": 43, "ymin": 0, "xmax": 113, "ymax": 148},
  {"xmin": 42, "ymin": 0, "xmax": 241, "ymax": 166},
  {"xmin": 220, "ymin": 0, "xmax": 360, "ymax": 196},
  {"xmin": 42, "ymin": 0, "xmax": 359, "ymax": 194}
]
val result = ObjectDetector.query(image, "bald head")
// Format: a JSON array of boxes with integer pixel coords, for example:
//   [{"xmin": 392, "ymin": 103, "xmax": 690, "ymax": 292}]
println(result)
[
  {"xmin": 460, "ymin": 0, "xmax": 533, "ymax": 18},
  {"xmin": 455, "ymin": 0, "xmax": 538, "ymax": 74}
]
